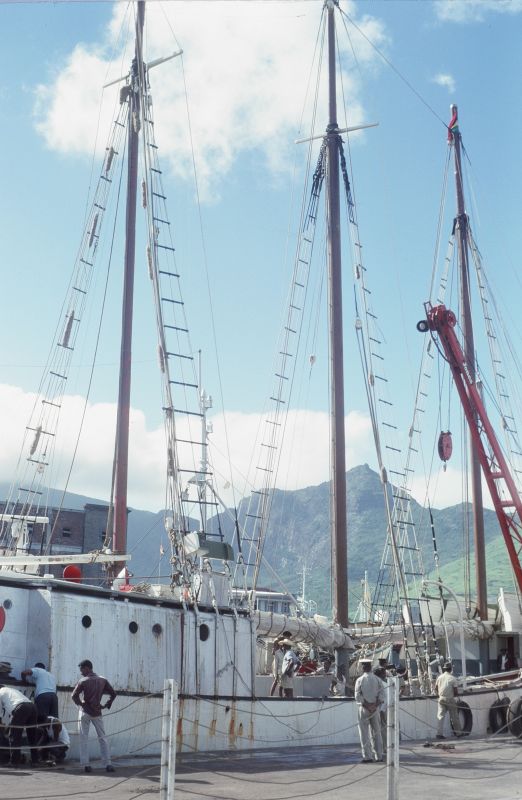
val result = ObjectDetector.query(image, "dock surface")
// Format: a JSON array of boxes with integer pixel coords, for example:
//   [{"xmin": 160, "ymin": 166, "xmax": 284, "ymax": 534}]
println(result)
[{"xmin": 1, "ymin": 736, "xmax": 521, "ymax": 799}]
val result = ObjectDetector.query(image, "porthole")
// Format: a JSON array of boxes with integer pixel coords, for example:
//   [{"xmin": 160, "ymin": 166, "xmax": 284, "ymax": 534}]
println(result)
[
  {"xmin": 82, "ymin": 615, "xmax": 92, "ymax": 628},
  {"xmin": 129, "ymin": 621, "xmax": 138, "ymax": 634},
  {"xmin": 3, "ymin": 599, "xmax": 12, "ymax": 610},
  {"xmin": 199, "ymin": 623, "xmax": 210, "ymax": 642},
  {"xmin": 152, "ymin": 623, "xmax": 163, "ymax": 637}
]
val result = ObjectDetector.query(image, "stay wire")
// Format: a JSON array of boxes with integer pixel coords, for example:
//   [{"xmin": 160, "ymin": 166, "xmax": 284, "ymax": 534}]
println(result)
[
  {"xmin": 339, "ymin": 7, "xmax": 448, "ymax": 131},
  {"xmin": 48, "ymin": 125, "xmax": 128, "ymax": 549}
]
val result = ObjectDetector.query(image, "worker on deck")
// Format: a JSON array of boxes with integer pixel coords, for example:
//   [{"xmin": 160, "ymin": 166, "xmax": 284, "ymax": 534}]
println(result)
[
  {"xmin": 21, "ymin": 663, "xmax": 58, "ymax": 722},
  {"xmin": 39, "ymin": 716, "xmax": 70, "ymax": 763},
  {"xmin": 0, "ymin": 685, "xmax": 39, "ymax": 766},
  {"xmin": 71, "ymin": 659, "xmax": 117, "ymax": 773},
  {"xmin": 374, "ymin": 666, "xmax": 388, "ymax": 751},
  {"xmin": 355, "ymin": 659, "xmax": 384, "ymax": 762},
  {"xmin": 435, "ymin": 661, "xmax": 462, "ymax": 739},
  {"xmin": 280, "ymin": 640, "xmax": 300, "ymax": 699},
  {"xmin": 270, "ymin": 641, "xmax": 284, "ymax": 697}
]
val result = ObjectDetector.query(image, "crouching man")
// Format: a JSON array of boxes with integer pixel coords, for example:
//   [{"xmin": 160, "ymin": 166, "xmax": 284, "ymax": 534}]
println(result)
[{"xmin": 0, "ymin": 685, "xmax": 39, "ymax": 766}]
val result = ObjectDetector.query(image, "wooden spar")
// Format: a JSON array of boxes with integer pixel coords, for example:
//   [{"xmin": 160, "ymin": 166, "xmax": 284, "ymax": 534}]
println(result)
[
  {"xmin": 449, "ymin": 104, "xmax": 487, "ymax": 619},
  {"xmin": 326, "ymin": 1, "xmax": 349, "ymax": 628},
  {"xmin": 113, "ymin": 1, "xmax": 145, "ymax": 554}
]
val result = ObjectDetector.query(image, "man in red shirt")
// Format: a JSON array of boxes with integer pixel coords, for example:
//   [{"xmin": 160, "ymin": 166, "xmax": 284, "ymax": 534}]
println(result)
[{"xmin": 71, "ymin": 659, "xmax": 117, "ymax": 773}]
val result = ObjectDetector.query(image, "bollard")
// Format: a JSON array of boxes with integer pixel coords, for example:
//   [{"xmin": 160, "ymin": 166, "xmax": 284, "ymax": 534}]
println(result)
[
  {"xmin": 386, "ymin": 674, "xmax": 399, "ymax": 800},
  {"xmin": 160, "ymin": 679, "xmax": 178, "ymax": 800}
]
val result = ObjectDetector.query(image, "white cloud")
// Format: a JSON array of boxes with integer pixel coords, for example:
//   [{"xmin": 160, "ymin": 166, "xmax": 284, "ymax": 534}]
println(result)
[
  {"xmin": 0, "ymin": 383, "xmax": 164, "ymax": 511},
  {"xmin": 0, "ymin": 382, "xmax": 501, "ymax": 522},
  {"xmin": 0, "ymin": 383, "xmax": 377, "ymax": 513},
  {"xmin": 433, "ymin": 72, "xmax": 456, "ymax": 94},
  {"xmin": 409, "ymin": 463, "xmax": 494, "ymax": 511},
  {"xmin": 33, "ymin": 1, "xmax": 388, "ymax": 199},
  {"xmin": 435, "ymin": 0, "xmax": 522, "ymax": 23},
  {"xmin": 209, "ymin": 407, "xmax": 376, "ymax": 502}
]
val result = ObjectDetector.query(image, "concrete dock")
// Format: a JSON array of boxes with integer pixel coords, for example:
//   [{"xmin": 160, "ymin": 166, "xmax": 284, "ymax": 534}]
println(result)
[{"xmin": 1, "ymin": 735, "xmax": 521, "ymax": 799}]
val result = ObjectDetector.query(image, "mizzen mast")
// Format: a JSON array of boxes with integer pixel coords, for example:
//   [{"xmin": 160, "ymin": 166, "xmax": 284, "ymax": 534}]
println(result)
[
  {"xmin": 113, "ymin": 1, "xmax": 145, "ymax": 554},
  {"xmin": 448, "ymin": 105, "xmax": 487, "ymax": 619},
  {"xmin": 325, "ymin": 0, "xmax": 349, "ymax": 629}
]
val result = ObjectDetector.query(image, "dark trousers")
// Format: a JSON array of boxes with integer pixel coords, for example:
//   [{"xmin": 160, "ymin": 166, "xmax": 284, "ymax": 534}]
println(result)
[
  {"xmin": 9, "ymin": 702, "xmax": 38, "ymax": 764},
  {"xmin": 35, "ymin": 692, "xmax": 59, "ymax": 721}
]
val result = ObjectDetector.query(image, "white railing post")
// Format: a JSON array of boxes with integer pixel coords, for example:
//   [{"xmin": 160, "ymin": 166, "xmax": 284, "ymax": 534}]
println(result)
[
  {"xmin": 386, "ymin": 674, "xmax": 399, "ymax": 800},
  {"xmin": 160, "ymin": 679, "xmax": 178, "ymax": 800}
]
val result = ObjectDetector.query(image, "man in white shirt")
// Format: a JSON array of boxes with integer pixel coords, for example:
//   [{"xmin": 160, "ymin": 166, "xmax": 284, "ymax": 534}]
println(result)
[
  {"xmin": 41, "ymin": 716, "xmax": 70, "ymax": 762},
  {"xmin": 0, "ymin": 685, "xmax": 39, "ymax": 766},
  {"xmin": 435, "ymin": 661, "xmax": 462, "ymax": 738},
  {"xmin": 355, "ymin": 660, "xmax": 384, "ymax": 762},
  {"xmin": 374, "ymin": 666, "xmax": 388, "ymax": 751}
]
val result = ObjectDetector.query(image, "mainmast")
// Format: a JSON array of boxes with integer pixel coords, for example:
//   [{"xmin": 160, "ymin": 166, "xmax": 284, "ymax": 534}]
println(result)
[
  {"xmin": 448, "ymin": 104, "xmax": 488, "ymax": 619},
  {"xmin": 325, "ymin": 0, "xmax": 349, "ymax": 629},
  {"xmin": 113, "ymin": 1, "xmax": 145, "ymax": 553}
]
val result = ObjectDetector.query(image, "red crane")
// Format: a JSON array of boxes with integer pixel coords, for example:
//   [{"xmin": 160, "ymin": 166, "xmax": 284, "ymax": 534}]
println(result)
[{"xmin": 418, "ymin": 303, "xmax": 522, "ymax": 595}]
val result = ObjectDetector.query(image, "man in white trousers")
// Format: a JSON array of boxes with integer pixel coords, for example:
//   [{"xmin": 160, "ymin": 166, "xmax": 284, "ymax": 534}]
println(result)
[
  {"xmin": 71, "ymin": 659, "xmax": 117, "ymax": 773},
  {"xmin": 355, "ymin": 659, "xmax": 385, "ymax": 762}
]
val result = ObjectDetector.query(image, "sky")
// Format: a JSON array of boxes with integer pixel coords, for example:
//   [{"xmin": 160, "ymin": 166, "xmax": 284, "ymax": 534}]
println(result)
[{"xmin": 1, "ymin": 0, "xmax": 522, "ymax": 516}]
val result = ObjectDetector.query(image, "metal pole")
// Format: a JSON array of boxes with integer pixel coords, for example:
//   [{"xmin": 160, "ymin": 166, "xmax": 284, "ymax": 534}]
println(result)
[
  {"xmin": 386, "ymin": 674, "xmax": 399, "ymax": 800},
  {"xmin": 424, "ymin": 579, "xmax": 467, "ymax": 689},
  {"xmin": 168, "ymin": 679, "xmax": 178, "ymax": 800},
  {"xmin": 160, "ymin": 679, "xmax": 178, "ymax": 800},
  {"xmin": 160, "ymin": 679, "xmax": 171, "ymax": 799}
]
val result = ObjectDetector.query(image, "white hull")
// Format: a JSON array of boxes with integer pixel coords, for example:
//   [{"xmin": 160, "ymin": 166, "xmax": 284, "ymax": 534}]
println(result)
[{"xmin": 1, "ymin": 573, "xmax": 519, "ymax": 757}]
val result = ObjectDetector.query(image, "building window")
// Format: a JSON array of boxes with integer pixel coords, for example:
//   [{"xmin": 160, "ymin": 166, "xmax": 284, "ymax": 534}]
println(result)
[{"xmin": 62, "ymin": 528, "xmax": 71, "ymax": 538}]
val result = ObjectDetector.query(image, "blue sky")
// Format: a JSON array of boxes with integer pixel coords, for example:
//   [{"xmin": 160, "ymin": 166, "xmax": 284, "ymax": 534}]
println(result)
[{"xmin": 1, "ymin": 0, "xmax": 522, "ymax": 512}]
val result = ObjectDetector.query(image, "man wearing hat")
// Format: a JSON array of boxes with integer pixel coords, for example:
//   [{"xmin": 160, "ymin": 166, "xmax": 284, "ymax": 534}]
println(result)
[
  {"xmin": 434, "ymin": 661, "xmax": 462, "ymax": 739},
  {"xmin": 280, "ymin": 640, "xmax": 299, "ymax": 699},
  {"xmin": 374, "ymin": 666, "xmax": 388, "ymax": 751},
  {"xmin": 354, "ymin": 659, "xmax": 384, "ymax": 762}
]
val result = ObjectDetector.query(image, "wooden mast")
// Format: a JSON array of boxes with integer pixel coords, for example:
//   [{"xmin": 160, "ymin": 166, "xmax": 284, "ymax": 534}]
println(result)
[
  {"xmin": 449, "ymin": 104, "xmax": 488, "ymax": 619},
  {"xmin": 113, "ymin": 1, "xmax": 145, "ymax": 554},
  {"xmin": 326, "ymin": 0, "xmax": 349, "ymax": 629}
]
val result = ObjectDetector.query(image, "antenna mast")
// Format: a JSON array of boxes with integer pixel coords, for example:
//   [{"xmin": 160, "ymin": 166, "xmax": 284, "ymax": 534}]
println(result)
[{"xmin": 448, "ymin": 105, "xmax": 487, "ymax": 619}]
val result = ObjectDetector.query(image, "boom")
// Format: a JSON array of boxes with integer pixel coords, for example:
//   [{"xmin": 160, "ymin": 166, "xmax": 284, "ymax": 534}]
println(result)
[{"xmin": 418, "ymin": 303, "xmax": 522, "ymax": 595}]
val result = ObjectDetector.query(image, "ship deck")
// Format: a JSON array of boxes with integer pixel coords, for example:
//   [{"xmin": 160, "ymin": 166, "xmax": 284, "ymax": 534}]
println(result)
[{"xmin": 1, "ymin": 734, "xmax": 521, "ymax": 799}]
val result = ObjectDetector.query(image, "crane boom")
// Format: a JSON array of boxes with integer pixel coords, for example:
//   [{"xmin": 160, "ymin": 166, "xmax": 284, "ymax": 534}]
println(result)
[{"xmin": 419, "ymin": 303, "xmax": 522, "ymax": 595}]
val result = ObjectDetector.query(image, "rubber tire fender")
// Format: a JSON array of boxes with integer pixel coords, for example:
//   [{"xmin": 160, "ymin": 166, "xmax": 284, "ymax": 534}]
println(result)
[
  {"xmin": 507, "ymin": 697, "xmax": 522, "ymax": 738},
  {"xmin": 489, "ymin": 697, "xmax": 510, "ymax": 734},
  {"xmin": 451, "ymin": 700, "xmax": 473, "ymax": 734}
]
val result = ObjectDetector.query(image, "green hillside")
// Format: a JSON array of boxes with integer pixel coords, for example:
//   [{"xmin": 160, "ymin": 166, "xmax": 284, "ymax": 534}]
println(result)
[{"xmin": 237, "ymin": 464, "xmax": 507, "ymax": 615}]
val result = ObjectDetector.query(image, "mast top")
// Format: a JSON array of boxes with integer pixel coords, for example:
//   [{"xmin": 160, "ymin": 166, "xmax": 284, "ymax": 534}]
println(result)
[{"xmin": 447, "ymin": 104, "xmax": 459, "ymax": 143}]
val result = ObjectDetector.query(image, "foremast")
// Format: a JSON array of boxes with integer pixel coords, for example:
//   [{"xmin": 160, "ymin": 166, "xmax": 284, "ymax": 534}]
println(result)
[{"xmin": 448, "ymin": 105, "xmax": 487, "ymax": 619}]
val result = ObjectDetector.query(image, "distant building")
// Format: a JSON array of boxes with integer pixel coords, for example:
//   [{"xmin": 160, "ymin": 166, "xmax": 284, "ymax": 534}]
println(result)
[{"xmin": 0, "ymin": 502, "xmax": 112, "ymax": 584}]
